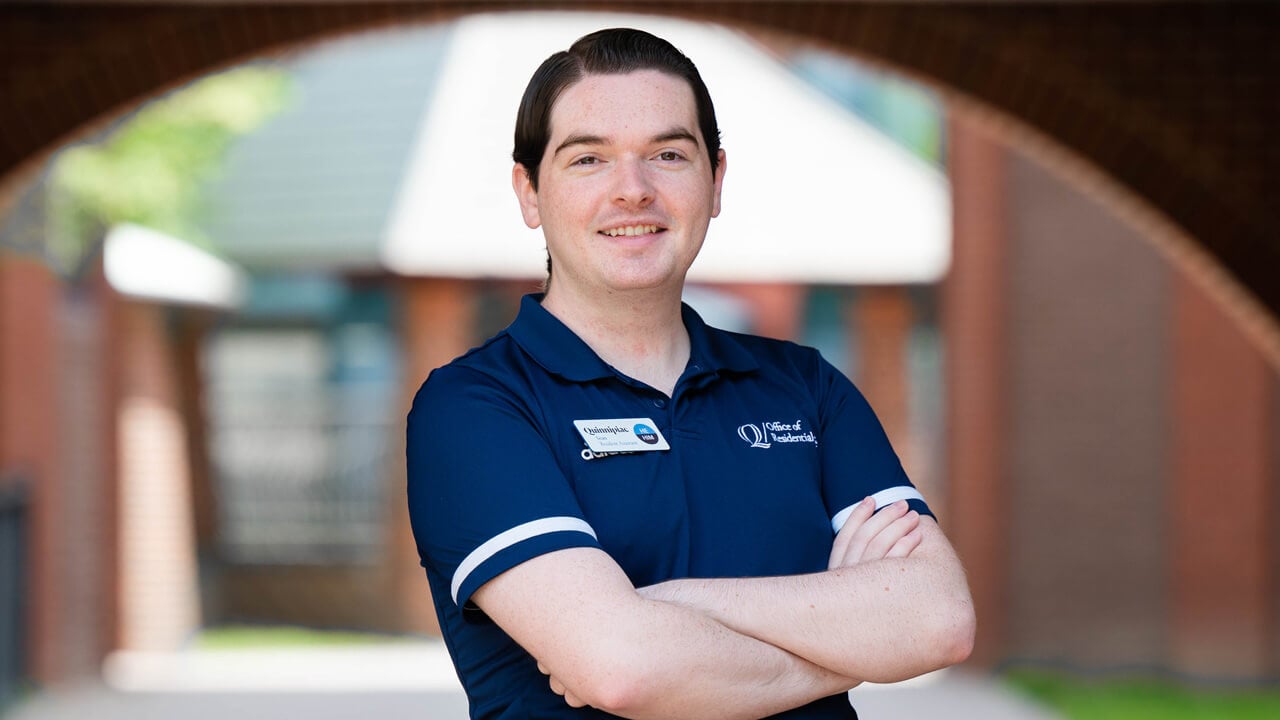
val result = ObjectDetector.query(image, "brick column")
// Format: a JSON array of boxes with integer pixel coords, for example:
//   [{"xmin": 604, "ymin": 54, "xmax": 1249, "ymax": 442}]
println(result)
[
  {"xmin": 93, "ymin": 267, "xmax": 124, "ymax": 659},
  {"xmin": 0, "ymin": 255, "xmax": 62, "ymax": 682},
  {"xmin": 116, "ymin": 302, "xmax": 201, "ymax": 651},
  {"xmin": 55, "ymin": 271, "xmax": 117, "ymax": 676},
  {"xmin": 392, "ymin": 277, "xmax": 477, "ymax": 635},
  {"xmin": 174, "ymin": 311, "xmax": 217, "ymax": 552},
  {"xmin": 941, "ymin": 113, "xmax": 1010, "ymax": 667},
  {"xmin": 715, "ymin": 282, "xmax": 806, "ymax": 341},
  {"xmin": 851, "ymin": 286, "xmax": 914, "ymax": 481},
  {"xmin": 1171, "ymin": 271, "xmax": 1275, "ymax": 677}
]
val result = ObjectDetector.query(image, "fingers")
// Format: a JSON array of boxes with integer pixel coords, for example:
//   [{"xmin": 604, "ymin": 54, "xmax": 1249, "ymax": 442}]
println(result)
[
  {"xmin": 830, "ymin": 499, "xmax": 919, "ymax": 568},
  {"xmin": 538, "ymin": 661, "xmax": 565, "ymax": 697},
  {"xmin": 840, "ymin": 498, "xmax": 906, "ymax": 566},
  {"xmin": 829, "ymin": 497, "xmax": 875, "ymax": 569},
  {"xmin": 863, "ymin": 508, "xmax": 920, "ymax": 561},
  {"xmin": 549, "ymin": 674, "xmax": 567, "ymax": 697},
  {"xmin": 539, "ymin": 660, "xmax": 585, "ymax": 707},
  {"xmin": 886, "ymin": 526, "xmax": 923, "ymax": 559}
]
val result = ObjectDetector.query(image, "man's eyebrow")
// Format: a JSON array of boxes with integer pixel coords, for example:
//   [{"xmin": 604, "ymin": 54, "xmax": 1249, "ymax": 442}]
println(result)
[
  {"xmin": 653, "ymin": 128, "xmax": 699, "ymax": 146},
  {"xmin": 552, "ymin": 128, "xmax": 701, "ymax": 157},
  {"xmin": 553, "ymin": 134, "xmax": 607, "ymax": 157}
]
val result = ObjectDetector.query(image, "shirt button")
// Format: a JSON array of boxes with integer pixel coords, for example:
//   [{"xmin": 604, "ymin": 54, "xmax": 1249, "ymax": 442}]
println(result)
[{"xmin": 653, "ymin": 398, "xmax": 667, "ymax": 409}]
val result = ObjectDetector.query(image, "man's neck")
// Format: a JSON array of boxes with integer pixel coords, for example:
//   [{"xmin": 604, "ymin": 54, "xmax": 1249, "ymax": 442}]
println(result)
[{"xmin": 541, "ymin": 284, "xmax": 690, "ymax": 398}]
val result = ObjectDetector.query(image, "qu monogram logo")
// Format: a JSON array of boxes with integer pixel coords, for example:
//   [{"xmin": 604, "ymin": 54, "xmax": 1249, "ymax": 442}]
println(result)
[{"xmin": 737, "ymin": 423, "xmax": 771, "ymax": 449}]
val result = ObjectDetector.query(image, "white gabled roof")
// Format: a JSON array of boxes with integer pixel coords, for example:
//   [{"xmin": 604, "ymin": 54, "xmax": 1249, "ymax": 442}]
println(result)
[
  {"xmin": 382, "ymin": 12, "xmax": 950, "ymax": 284},
  {"xmin": 105, "ymin": 223, "xmax": 247, "ymax": 309}
]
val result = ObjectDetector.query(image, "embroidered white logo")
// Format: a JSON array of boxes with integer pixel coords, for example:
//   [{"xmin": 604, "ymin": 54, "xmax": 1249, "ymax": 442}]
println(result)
[
  {"xmin": 737, "ymin": 419, "xmax": 817, "ymax": 448},
  {"xmin": 737, "ymin": 423, "xmax": 771, "ymax": 448}
]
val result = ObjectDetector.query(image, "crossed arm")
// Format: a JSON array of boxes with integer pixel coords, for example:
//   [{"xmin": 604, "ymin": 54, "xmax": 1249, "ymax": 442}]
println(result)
[
  {"xmin": 471, "ymin": 498, "xmax": 975, "ymax": 719},
  {"xmin": 640, "ymin": 502, "xmax": 974, "ymax": 684}
]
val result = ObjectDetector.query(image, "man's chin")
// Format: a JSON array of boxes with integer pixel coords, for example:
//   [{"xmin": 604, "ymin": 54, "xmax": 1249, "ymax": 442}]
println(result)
[{"xmin": 602, "ymin": 271, "xmax": 689, "ymax": 296}]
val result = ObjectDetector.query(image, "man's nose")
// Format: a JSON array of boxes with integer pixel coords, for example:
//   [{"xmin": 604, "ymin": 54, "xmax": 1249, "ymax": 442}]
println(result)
[{"xmin": 612, "ymin": 156, "xmax": 655, "ymax": 207}]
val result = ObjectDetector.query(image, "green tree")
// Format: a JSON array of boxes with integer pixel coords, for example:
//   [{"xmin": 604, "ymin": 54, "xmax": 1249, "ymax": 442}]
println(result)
[{"xmin": 48, "ymin": 65, "xmax": 290, "ymax": 273}]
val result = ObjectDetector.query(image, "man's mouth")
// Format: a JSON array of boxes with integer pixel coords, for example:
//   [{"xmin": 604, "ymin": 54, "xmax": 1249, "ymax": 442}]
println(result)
[{"xmin": 601, "ymin": 224, "xmax": 663, "ymax": 237}]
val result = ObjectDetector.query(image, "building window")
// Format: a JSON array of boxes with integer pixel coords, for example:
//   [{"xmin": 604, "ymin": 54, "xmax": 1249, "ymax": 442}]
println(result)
[{"xmin": 205, "ymin": 287, "xmax": 396, "ymax": 564}]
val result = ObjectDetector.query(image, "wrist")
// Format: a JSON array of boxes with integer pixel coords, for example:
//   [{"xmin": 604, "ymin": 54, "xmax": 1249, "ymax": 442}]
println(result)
[{"xmin": 638, "ymin": 578, "xmax": 733, "ymax": 623}]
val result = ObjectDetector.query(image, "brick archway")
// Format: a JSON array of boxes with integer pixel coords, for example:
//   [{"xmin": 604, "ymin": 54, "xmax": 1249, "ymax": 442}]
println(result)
[{"xmin": 3, "ymin": 1, "xmax": 1277, "ymax": 347}]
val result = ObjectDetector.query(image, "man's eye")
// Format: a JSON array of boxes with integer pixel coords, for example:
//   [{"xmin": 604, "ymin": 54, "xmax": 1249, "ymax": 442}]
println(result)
[
  {"xmin": 572, "ymin": 156, "xmax": 599, "ymax": 166},
  {"xmin": 657, "ymin": 151, "xmax": 684, "ymax": 162}
]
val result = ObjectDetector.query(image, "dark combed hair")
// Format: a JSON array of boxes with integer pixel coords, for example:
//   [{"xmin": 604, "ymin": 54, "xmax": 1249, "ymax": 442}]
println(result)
[{"xmin": 512, "ymin": 27, "xmax": 722, "ymax": 192}]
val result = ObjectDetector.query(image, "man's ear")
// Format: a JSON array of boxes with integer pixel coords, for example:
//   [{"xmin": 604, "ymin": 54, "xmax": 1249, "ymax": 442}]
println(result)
[
  {"xmin": 512, "ymin": 163, "xmax": 541, "ymax": 229},
  {"xmin": 711, "ymin": 149, "xmax": 727, "ymax": 219}
]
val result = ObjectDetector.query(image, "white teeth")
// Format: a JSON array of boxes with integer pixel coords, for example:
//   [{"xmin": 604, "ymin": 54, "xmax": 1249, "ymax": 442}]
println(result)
[{"xmin": 604, "ymin": 225, "xmax": 658, "ymax": 237}]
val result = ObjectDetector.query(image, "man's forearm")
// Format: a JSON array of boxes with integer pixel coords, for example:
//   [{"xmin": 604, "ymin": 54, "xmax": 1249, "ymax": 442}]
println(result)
[
  {"xmin": 548, "ymin": 596, "xmax": 859, "ymax": 719},
  {"xmin": 475, "ymin": 548, "xmax": 859, "ymax": 720},
  {"xmin": 639, "ymin": 519, "xmax": 975, "ymax": 683}
]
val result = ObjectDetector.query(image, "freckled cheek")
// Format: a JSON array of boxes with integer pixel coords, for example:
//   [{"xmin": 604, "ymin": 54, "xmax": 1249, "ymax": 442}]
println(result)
[
  {"xmin": 666, "ymin": 170, "xmax": 716, "ymax": 195},
  {"xmin": 542, "ymin": 191, "xmax": 598, "ymax": 227}
]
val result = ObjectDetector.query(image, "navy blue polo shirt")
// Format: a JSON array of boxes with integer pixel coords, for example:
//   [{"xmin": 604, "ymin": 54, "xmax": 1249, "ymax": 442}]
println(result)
[{"xmin": 407, "ymin": 294, "xmax": 931, "ymax": 720}]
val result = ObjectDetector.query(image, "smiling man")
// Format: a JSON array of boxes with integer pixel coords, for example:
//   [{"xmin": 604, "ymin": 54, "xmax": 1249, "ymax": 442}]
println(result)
[{"xmin": 407, "ymin": 28, "xmax": 974, "ymax": 720}]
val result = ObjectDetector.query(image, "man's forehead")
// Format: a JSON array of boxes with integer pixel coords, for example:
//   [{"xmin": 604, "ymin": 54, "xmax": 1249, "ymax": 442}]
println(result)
[{"xmin": 547, "ymin": 70, "xmax": 700, "ymax": 140}]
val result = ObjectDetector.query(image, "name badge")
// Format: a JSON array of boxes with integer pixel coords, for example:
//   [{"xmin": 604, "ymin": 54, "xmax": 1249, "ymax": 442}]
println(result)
[{"xmin": 574, "ymin": 418, "xmax": 670, "ymax": 452}]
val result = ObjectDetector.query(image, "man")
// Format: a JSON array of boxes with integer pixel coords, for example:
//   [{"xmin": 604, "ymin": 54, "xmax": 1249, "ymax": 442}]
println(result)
[{"xmin": 407, "ymin": 28, "xmax": 974, "ymax": 720}]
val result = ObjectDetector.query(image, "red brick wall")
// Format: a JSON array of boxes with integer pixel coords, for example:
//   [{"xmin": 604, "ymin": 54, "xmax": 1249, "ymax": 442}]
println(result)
[
  {"xmin": 1171, "ymin": 273, "xmax": 1276, "ymax": 677},
  {"xmin": 949, "ymin": 102, "xmax": 1280, "ymax": 679},
  {"xmin": 0, "ymin": 256, "xmax": 62, "ymax": 682},
  {"xmin": 1003, "ymin": 125, "xmax": 1171, "ymax": 670},
  {"xmin": 54, "ymin": 277, "xmax": 115, "ymax": 676},
  {"xmin": 944, "ymin": 114, "xmax": 1011, "ymax": 667}
]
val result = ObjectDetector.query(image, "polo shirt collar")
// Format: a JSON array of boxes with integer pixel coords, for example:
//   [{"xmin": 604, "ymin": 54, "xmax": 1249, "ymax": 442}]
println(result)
[
  {"xmin": 681, "ymin": 301, "xmax": 760, "ymax": 376},
  {"xmin": 507, "ymin": 293, "xmax": 760, "ymax": 383},
  {"xmin": 507, "ymin": 294, "xmax": 613, "ymax": 382}
]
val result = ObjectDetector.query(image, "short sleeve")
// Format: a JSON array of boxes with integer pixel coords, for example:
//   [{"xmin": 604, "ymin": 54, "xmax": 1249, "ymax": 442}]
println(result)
[
  {"xmin": 406, "ymin": 365, "xmax": 602, "ymax": 615},
  {"xmin": 812, "ymin": 354, "xmax": 934, "ymax": 534}
]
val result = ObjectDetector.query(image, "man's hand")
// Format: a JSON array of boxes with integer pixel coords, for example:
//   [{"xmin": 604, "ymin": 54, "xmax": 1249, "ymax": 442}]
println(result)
[
  {"xmin": 632, "ymin": 509, "xmax": 973, "ymax": 684},
  {"xmin": 828, "ymin": 497, "xmax": 923, "ymax": 569},
  {"xmin": 538, "ymin": 661, "xmax": 587, "ymax": 708}
]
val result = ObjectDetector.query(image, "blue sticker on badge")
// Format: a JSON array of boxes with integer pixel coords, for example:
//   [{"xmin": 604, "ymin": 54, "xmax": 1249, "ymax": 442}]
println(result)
[{"xmin": 633, "ymin": 423, "xmax": 660, "ymax": 445}]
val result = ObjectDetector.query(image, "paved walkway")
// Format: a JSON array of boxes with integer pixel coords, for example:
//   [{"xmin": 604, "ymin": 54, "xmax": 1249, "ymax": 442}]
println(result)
[{"xmin": 5, "ymin": 642, "xmax": 1060, "ymax": 719}]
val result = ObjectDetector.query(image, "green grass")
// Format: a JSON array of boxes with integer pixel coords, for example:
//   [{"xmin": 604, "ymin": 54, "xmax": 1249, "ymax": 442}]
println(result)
[
  {"xmin": 195, "ymin": 624, "xmax": 413, "ymax": 649},
  {"xmin": 1006, "ymin": 668, "xmax": 1280, "ymax": 720}
]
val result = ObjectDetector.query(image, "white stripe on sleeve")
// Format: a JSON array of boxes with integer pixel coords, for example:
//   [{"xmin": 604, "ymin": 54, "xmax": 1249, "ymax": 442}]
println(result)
[
  {"xmin": 830, "ymin": 486, "xmax": 926, "ymax": 534},
  {"xmin": 450, "ymin": 516, "xmax": 597, "ymax": 604}
]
